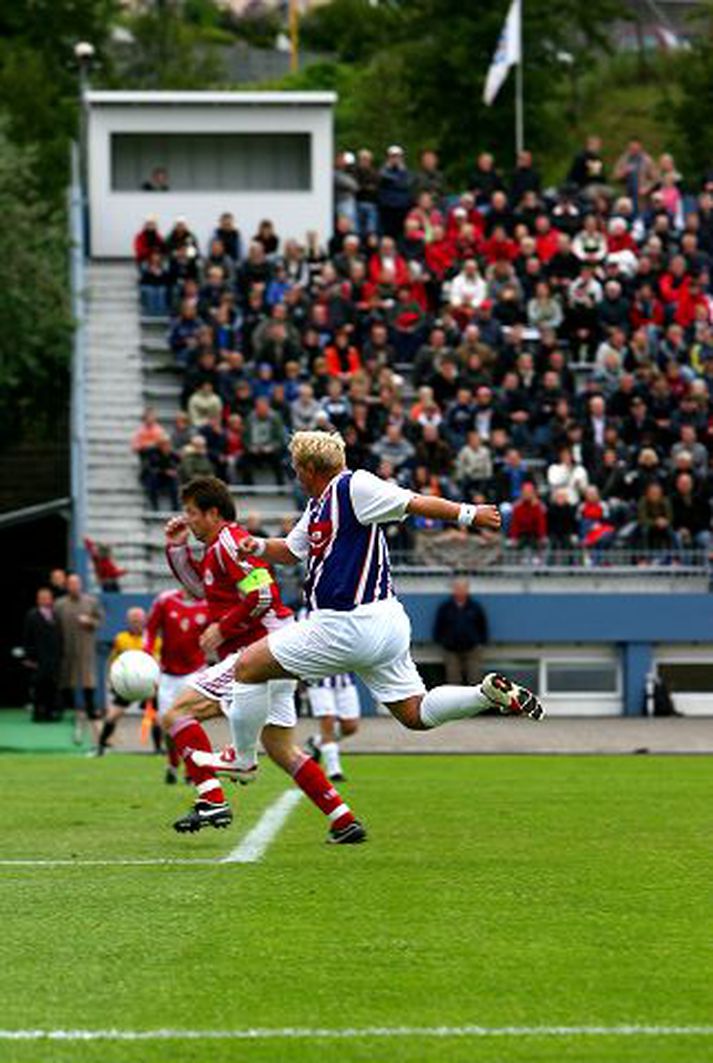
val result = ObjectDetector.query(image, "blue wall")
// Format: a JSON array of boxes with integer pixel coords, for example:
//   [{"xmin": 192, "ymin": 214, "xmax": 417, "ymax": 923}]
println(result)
[{"xmin": 97, "ymin": 591, "xmax": 713, "ymax": 717}]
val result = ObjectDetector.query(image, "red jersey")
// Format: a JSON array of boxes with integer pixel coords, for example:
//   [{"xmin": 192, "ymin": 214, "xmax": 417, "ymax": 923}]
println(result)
[
  {"xmin": 166, "ymin": 522, "xmax": 292, "ymax": 659},
  {"xmin": 144, "ymin": 589, "xmax": 209, "ymax": 676}
]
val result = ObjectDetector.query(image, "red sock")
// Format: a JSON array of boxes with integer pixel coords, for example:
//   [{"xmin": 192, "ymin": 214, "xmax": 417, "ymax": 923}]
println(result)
[
  {"xmin": 165, "ymin": 735, "xmax": 180, "ymax": 771},
  {"xmin": 292, "ymin": 755, "xmax": 354, "ymax": 831},
  {"xmin": 170, "ymin": 717, "xmax": 225, "ymax": 804}
]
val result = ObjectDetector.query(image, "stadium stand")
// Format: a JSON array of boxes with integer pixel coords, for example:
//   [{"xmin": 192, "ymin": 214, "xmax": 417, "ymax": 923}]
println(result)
[{"xmin": 85, "ymin": 136, "xmax": 713, "ymax": 593}]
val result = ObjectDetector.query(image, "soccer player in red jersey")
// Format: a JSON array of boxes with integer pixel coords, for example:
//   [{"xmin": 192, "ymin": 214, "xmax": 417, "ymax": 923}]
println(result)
[
  {"xmin": 144, "ymin": 587, "xmax": 209, "ymax": 784},
  {"xmin": 162, "ymin": 476, "xmax": 364, "ymax": 844}
]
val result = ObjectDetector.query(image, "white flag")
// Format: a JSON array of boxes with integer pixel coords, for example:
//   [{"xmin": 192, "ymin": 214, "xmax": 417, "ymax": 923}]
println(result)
[{"xmin": 483, "ymin": 0, "xmax": 521, "ymax": 106}]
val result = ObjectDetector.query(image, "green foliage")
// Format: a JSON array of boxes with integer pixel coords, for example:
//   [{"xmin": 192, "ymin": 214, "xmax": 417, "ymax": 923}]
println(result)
[
  {"xmin": 0, "ymin": 0, "xmax": 117, "ymax": 204},
  {"xmin": 300, "ymin": 0, "xmax": 406, "ymax": 63},
  {"xmin": 276, "ymin": 0, "xmax": 621, "ymax": 179},
  {"xmin": 665, "ymin": 18, "xmax": 713, "ymax": 179},
  {"xmin": 116, "ymin": 6, "xmax": 225, "ymax": 89},
  {"xmin": 0, "ymin": 127, "xmax": 72, "ymax": 442},
  {"xmin": 218, "ymin": 6, "xmax": 282, "ymax": 49}
]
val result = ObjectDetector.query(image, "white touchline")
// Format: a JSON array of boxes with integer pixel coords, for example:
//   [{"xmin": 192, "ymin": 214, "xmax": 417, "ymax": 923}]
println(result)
[
  {"xmin": 221, "ymin": 789, "xmax": 303, "ymax": 863},
  {"xmin": 0, "ymin": 1026, "xmax": 712, "ymax": 1041}
]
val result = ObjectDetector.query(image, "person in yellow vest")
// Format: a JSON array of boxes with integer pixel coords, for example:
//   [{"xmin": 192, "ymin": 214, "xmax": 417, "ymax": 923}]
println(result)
[{"xmin": 96, "ymin": 608, "xmax": 160, "ymax": 756}]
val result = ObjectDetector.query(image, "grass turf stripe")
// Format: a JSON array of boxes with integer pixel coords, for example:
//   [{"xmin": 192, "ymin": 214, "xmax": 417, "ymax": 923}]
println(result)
[{"xmin": 0, "ymin": 1026, "xmax": 712, "ymax": 1041}]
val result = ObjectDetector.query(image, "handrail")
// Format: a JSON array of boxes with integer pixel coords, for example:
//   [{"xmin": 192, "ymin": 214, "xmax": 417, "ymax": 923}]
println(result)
[
  {"xmin": 0, "ymin": 497, "xmax": 72, "ymax": 529},
  {"xmin": 68, "ymin": 141, "xmax": 88, "ymax": 581}
]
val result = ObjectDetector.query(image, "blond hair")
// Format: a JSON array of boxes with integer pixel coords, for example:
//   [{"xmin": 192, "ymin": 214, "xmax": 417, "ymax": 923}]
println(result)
[{"xmin": 289, "ymin": 430, "xmax": 346, "ymax": 474}]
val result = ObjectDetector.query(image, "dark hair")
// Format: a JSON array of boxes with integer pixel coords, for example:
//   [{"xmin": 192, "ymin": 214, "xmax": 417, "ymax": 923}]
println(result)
[{"xmin": 180, "ymin": 477, "xmax": 236, "ymax": 520}]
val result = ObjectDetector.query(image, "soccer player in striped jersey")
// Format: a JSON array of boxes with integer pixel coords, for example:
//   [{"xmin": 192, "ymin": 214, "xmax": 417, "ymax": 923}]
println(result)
[
  {"xmin": 305, "ymin": 673, "xmax": 360, "ymax": 782},
  {"xmin": 223, "ymin": 431, "xmax": 544, "ymax": 743}
]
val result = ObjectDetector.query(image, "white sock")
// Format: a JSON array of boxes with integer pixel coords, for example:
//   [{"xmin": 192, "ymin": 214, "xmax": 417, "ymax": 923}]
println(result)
[
  {"xmin": 321, "ymin": 741, "xmax": 341, "ymax": 777},
  {"xmin": 228, "ymin": 682, "xmax": 269, "ymax": 770},
  {"xmin": 419, "ymin": 685, "xmax": 492, "ymax": 729}
]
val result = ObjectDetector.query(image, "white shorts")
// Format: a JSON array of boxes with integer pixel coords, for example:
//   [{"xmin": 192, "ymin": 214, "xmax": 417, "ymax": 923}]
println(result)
[
  {"xmin": 308, "ymin": 680, "xmax": 361, "ymax": 720},
  {"xmin": 157, "ymin": 671, "xmax": 201, "ymax": 717},
  {"xmin": 188, "ymin": 654, "xmax": 297, "ymax": 728},
  {"xmin": 269, "ymin": 598, "xmax": 426, "ymax": 705}
]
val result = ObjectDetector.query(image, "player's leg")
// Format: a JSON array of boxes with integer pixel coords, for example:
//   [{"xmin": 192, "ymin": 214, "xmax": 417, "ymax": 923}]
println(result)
[
  {"xmin": 96, "ymin": 702, "xmax": 126, "ymax": 756},
  {"xmin": 358, "ymin": 601, "xmax": 544, "ymax": 730},
  {"xmin": 157, "ymin": 672, "xmax": 188, "ymax": 783},
  {"xmin": 83, "ymin": 687, "xmax": 102, "ymax": 745},
  {"xmin": 305, "ymin": 685, "xmax": 342, "ymax": 779},
  {"xmin": 329, "ymin": 681, "xmax": 361, "ymax": 781},
  {"xmin": 260, "ymin": 680, "xmax": 365, "ymax": 844},
  {"xmin": 163, "ymin": 687, "xmax": 231, "ymax": 832}
]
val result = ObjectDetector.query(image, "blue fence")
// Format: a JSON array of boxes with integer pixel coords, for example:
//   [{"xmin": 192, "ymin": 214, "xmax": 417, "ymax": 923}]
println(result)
[{"xmin": 95, "ymin": 590, "xmax": 713, "ymax": 717}]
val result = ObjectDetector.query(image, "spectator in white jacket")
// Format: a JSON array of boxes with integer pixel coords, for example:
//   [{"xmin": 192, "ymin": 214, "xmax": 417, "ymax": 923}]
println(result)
[
  {"xmin": 547, "ymin": 446, "xmax": 589, "ymax": 505},
  {"xmin": 290, "ymin": 383, "xmax": 321, "ymax": 431},
  {"xmin": 449, "ymin": 258, "xmax": 487, "ymax": 310}
]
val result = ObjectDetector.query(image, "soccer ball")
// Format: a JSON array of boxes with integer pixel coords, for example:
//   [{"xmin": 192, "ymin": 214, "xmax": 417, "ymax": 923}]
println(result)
[{"xmin": 110, "ymin": 650, "xmax": 160, "ymax": 702}]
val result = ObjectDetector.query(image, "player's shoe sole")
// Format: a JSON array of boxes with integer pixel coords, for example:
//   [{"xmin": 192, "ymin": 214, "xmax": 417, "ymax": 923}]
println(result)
[
  {"xmin": 189, "ymin": 747, "xmax": 259, "ymax": 786},
  {"xmin": 481, "ymin": 672, "xmax": 545, "ymax": 720},
  {"xmin": 173, "ymin": 800, "xmax": 233, "ymax": 833},
  {"xmin": 329, "ymin": 772, "xmax": 346, "ymax": 782},
  {"xmin": 327, "ymin": 819, "xmax": 367, "ymax": 845}
]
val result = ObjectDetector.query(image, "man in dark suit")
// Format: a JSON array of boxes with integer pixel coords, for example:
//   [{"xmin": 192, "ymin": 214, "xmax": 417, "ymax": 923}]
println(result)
[
  {"xmin": 433, "ymin": 578, "xmax": 489, "ymax": 685},
  {"xmin": 23, "ymin": 587, "xmax": 63, "ymax": 722}
]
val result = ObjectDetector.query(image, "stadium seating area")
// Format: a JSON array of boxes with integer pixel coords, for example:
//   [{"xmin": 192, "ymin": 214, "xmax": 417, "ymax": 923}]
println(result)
[{"xmin": 130, "ymin": 137, "xmax": 713, "ymax": 567}]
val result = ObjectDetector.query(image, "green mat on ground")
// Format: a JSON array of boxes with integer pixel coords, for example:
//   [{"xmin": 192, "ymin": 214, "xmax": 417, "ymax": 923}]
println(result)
[{"xmin": 0, "ymin": 709, "xmax": 90, "ymax": 753}]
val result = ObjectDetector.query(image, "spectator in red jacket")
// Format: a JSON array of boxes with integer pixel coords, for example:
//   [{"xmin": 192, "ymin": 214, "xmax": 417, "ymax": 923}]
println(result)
[
  {"xmin": 84, "ymin": 538, "xmax": 127, "ymax": 593},
  {"xmin": 425, "ymin": 224, "xmax": 456, "ymax": 282},
  {"xmin": 534, "ymin": 215, "xmax": 560, "ymax": 263},
  {"xmin": 482, "ymin": 225, "xmax": 519, "ymax": 265},
  {"xmin": 630, "ymin": 282, "xmax": 665, "ymax": 331},
  {"xmin": 368, "ymin": 236, "xmax": 409, "ymax": 286},
  {"xmin": 133, "ymin": 216, "xmax": 165, "ymax": 264},
  {"xmin": 324, "ymin": 327, "xmax": 362, "ymax": 379},
  {"xmin": 509, "ymin": 482, "xmax": 548, "ymax": 552},
  {"xmin": 659, "ymin": 254, "xmax": 690, "ymax": 308},
  {"xmin": 674, "ymin": 275, "xmax": 711, "ymax": 329}
]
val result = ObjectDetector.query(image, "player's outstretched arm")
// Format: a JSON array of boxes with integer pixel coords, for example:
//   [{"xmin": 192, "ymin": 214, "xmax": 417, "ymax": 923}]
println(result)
[
  {"xmin": 237, "ymin": 536, "xmax": 302, "ymax": 565},
  {"xmin": 406, "ymin": 495, "xmax": 502, "ymax": 531}
]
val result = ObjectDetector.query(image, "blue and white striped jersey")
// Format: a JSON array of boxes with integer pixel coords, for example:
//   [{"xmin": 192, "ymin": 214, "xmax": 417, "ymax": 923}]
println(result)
[{"xmin": 287, "ymin": 470, "xmax": 412, "ymax": 613}]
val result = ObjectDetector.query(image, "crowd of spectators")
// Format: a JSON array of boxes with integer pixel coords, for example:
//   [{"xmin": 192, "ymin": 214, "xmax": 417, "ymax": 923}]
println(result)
[{"xmin": 131, "ymin": 135, "xmax": 713, "ymax": 563}]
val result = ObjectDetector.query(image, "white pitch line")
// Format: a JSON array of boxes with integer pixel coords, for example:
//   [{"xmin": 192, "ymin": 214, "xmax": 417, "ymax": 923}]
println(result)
[
  {"xmin": 221, "ymin": 789, "xmax": 302, "ymax": 863},
  {"xmin": 0, "ymin": 1025, "xmax": 712, "ymax": 1042}
]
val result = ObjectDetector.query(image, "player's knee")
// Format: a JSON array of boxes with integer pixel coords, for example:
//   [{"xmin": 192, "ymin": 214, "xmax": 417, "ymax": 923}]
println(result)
[
  {"xmin": 341, "ymin": 718, "xmax": 358, "ymax": 737},
  {"xmin": 234, "ymin": 654, "xmax": 259, "ymax": 683},
  {"xmin": 390, "ymin": 696, "xmax": 427, "ymax": 731}
]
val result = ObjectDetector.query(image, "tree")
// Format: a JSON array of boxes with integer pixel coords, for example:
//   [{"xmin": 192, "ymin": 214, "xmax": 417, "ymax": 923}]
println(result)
[
  {"xmin": 117, "ymin": 2, "xmax": 225, "ymax": 89},
  {"xmin": 666, "ymin": 9, "xmax": 713, "ymax": 180},
  {"xmin": 0, "ymin": 127, "xmax": 72, "ymax": 444},
  {"xmin": 295, "ymin": 0, "xmax": 620, "ymax": 177},
  {"xmin": 0, "ymin": 1, "xmax": 117, "ymax": 204}
]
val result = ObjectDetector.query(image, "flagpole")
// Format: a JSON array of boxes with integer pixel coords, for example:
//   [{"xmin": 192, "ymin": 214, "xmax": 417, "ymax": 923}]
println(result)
[{"xmin": 515, "ymin": 3, "xmax": 523, "ymax": 155}]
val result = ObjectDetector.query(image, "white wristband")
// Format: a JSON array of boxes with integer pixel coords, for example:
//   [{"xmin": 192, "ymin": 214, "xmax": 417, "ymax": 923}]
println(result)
[
  {"xmin": 251, "ymin": 538, "xmax": 267, "ymax": 556},
  {"xmin": 457, "ymin": 503, "xmax": 479, "ymax": 527}
]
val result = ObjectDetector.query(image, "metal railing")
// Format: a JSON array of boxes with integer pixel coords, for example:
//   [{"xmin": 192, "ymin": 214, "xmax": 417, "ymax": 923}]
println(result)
[
  {"xmin": 68, "ymin": 140, "xmax": 88, "ymax": 581},
  {"xmin": 104, "ymin": 536, "xmax": 712, "ymax": 593}
]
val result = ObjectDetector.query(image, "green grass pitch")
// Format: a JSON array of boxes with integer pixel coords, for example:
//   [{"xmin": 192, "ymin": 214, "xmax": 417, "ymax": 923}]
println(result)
[{"xmin": 0, "ymin": 752, "xmax": 710, "ymax": 1063}]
